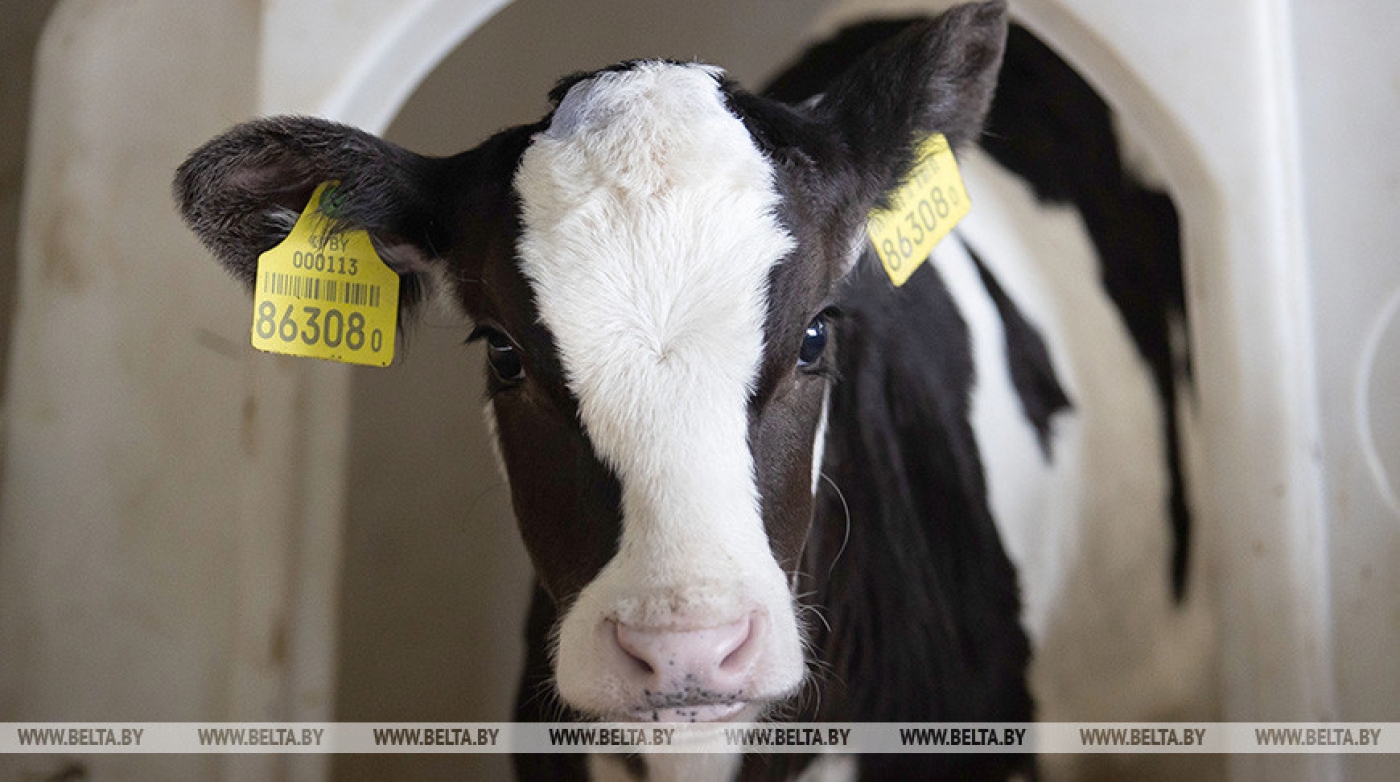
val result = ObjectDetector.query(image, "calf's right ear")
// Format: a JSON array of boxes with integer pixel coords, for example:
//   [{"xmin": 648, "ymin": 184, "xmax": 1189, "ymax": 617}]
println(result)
[{"xmin": 173, "ymin": 115, "xmax": 453, "ymax": 310}]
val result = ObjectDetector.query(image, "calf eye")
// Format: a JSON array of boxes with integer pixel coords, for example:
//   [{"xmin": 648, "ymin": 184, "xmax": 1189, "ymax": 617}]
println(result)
[
  {"xmin": 797, "ymin": 314, "xmax": 829, "ymax": 369},
  {"xmin": 469, "ymin": 326, "xmax": 525, "ymax": 384},
  {"xmin": 486, "ymin": 332, "xmax": 524, "ymax": 383}
]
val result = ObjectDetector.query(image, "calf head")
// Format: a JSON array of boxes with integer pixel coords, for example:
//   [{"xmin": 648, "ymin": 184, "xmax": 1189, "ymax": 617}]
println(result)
[{"xmin": 176, "ymin": 1, "xmax": 1007, "ymax": 722}]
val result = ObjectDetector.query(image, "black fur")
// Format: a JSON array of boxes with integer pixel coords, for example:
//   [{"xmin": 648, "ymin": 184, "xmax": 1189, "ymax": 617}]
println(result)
[
  {"xmin": 765, "ymin": 19, "xmax": 912, "ymax": 105},
  {"xmin": 794, "ymin": 255, "xmax": 1035, "ymax": 780},
  {"xmin": 548, "ymin": 59, "xmax": 702, "ymax": 107},
  {"xmin": 722, "ymin": 3, "xmax": 1007, "ymax": 302},
  {"xmin": 964, "ymin": 239, "xmax": 1073, "ymax": 458},
  {"xmin": 810, "ymin": 2, "xmax": 1007, "ymax": 244},
  {"xmin": 979, "ymin": 25, "xmax": 1191, "ymax": 599},
  {"xmin": 513, "ymin": 584, "xmax": 590, "ymax": 781},
  {"xmin": 766, "ymin": 17, "xmax": 1194, "ymax": 600}
]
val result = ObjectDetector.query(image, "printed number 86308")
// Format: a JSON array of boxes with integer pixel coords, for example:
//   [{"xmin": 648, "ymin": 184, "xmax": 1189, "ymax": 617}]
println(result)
[{"xmin": 255, "ymin": 301, "xmax": 384, "ymax": 353}]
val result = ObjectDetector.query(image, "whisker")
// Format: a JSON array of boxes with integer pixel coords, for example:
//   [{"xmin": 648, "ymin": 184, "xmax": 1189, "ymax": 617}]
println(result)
[
  {"xmin": 819, "ymin": 472, "xmax": 852, "ymax": 581},
  {"xmin": 459, "ymin": 478, "xmax": 508, "ymax": 533},
  {"xmin": 795, "ymin": 600, "xmax": 832, "ymax": 635}
]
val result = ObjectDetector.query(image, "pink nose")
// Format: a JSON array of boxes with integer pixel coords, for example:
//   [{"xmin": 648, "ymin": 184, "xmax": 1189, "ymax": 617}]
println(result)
[{"xmin": 612, "ymin": 614, "xmax": 761, "ymax": 702}]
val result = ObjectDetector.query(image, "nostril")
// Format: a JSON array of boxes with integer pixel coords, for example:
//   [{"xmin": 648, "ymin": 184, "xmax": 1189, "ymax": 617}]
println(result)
[
  {"xmin": 613, "ymin": 622, "xmax": 657, "ymax": 675},
  {"xmin": 612, "ymin": 614, "xmax": 760, "ymax": 686},
  {"xmin": 718, "ymin": 615, "xmax": 755, "ymax": 672}
]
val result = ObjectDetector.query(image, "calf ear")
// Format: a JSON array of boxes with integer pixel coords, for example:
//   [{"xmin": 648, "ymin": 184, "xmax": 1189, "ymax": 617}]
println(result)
[
  {"xmin": 173, "ymin": 115, "xmax": 452, "ymax": 311},
  {"xmin": 813, "ymin": 0, "xmax": 1007, "ymax": 216}
]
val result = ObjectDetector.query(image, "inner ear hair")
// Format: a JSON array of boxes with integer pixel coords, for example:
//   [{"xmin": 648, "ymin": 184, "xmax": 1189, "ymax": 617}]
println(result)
[{"xmin": 173, "ymin": 115, "xmax": 448, "ymax": 291}]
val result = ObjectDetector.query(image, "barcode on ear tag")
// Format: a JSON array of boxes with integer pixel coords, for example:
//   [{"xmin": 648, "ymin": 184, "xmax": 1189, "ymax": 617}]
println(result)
[
  {"xmin": 250, "ymin": 182, "xmax": 399, "ymax": 366},
  {"xmin": 867, "ymin": 134, "xmax": 972, "ymax": 287}
]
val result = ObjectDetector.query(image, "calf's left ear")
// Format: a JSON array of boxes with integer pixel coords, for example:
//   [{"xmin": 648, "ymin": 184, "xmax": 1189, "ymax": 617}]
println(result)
[
  {"xmin": 173, "ymin": 115, "xmax": 453, "ymax": 312},
  {"xmin": 813, "ymin": 0, "xmax": 1008, "ymax": 218}
]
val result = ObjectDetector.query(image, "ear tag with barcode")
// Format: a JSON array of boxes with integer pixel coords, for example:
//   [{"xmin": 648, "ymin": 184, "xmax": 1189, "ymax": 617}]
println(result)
[
  {"xmin": 867, "ymin": 133, "xmax": 972, "ymax": 287},
  {"xmin": 251, "ymin": 182, "xmax": 398, "ymax": 366}
]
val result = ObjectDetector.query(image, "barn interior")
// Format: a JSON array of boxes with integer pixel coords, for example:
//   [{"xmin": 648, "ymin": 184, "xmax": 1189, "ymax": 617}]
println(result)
[{"xmin": 0, "ymin": 1, "xmax": 1396, "ymax": 781}]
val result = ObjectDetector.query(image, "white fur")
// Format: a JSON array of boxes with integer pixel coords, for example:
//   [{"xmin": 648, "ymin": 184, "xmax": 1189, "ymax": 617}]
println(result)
[
  {"xmin": 480, "ymin": 401, "xmax": 513, "ymax": 493},
  {"xmin": 811, "ymin": 384, "xmax": 832, "ymax": 495},
  {"xmin": 945, "ymin": 148, "xmax": 1216, "ymax": 778},
  {"xmin": 588, "ymin": 750, "xmax": 853, "ymax": 782},
  {"xmin": 928, "ymin": 208, "xmax": 1076, "ymax": 645},
  {"xmin": 794, "ymin": 754, "xmax": 858, "ymax": 782},
  {"xmin": 513, "ymin": 63, "xmax": 804, "ymax": 719},
  {"xmin": 619, "ymin": 752, "xmax": 744, "ymax": 782}
]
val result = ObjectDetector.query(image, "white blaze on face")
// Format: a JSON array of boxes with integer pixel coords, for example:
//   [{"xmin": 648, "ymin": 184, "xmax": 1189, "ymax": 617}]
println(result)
[{"xmin": 513, "ymin": 62, "xmax": 803, "ymax": 715}]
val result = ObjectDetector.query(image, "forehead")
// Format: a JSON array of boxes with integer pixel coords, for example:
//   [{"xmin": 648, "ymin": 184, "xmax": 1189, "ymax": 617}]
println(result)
[{"xmin": 510, "ymin": 61, "xmax": 795, "ymax": 465}]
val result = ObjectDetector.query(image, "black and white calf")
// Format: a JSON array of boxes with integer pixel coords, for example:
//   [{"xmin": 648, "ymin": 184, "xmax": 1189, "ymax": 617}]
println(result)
[{"xmin": 175, "ymin": 1, "xmax": 1212, "ymax": 779}]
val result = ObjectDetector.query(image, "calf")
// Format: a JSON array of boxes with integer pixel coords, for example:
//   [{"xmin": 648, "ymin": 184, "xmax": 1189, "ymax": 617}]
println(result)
[{"xmin": 175, "ymin": 2, "xmax": 1211, "ymax": 779}]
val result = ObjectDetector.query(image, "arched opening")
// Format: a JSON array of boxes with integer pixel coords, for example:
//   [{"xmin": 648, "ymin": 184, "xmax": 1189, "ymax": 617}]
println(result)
[
  {"xmin": 323, "ymin": 2, "xmax": 1229, "ymax": 781},
  {"xmin": 10, "ymin": 2, "xmax": 1383, "ymax": 781}
]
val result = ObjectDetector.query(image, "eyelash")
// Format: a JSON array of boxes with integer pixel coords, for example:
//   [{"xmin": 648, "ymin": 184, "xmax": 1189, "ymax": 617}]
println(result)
[{"xmin": 467, "ymin": 324, "xmax": 525, "ymax": 386}]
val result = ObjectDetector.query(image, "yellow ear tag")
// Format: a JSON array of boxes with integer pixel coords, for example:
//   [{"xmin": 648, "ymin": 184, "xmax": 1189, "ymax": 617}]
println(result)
[
  {"xmin": 867, "ymin": 133, "xmax": 972, "ymax": 287},
  {"xmin": 251, "ymin": 182, "xmax": 398, "ymax": 366}
]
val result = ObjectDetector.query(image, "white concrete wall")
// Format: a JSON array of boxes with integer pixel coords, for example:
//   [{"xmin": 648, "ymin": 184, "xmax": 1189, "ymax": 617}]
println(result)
[
  {"xmin": 1291, "ymin": 5, "xmax": 1400, "ymax": 782},
  {"xmin": 0, "ymin": 1, "xmax": 264, "ymax": 780}
]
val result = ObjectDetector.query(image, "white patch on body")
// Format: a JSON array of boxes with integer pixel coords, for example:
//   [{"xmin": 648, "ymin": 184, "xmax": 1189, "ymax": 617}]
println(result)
[
  {"xmin": 587, "ymin": 750, "xmax": 853, "ymax": 782},
  {"xmin": 942, "ymin": 147, "xmax": 1216, "ymax": 779},
  {"xmin": 794, "ymin": 753, "xmax": 858, "ymax": 782},
  {"xmin": 513, "ymin": 62, "xmax": 804, "ymax": 718},
  {"xmin": 928, "ymin": 208, "xmax": 1078, "ymax": 646},
  {"xmin": 637, "ymin": 752, "xmax": 744, "ymax": 782}
]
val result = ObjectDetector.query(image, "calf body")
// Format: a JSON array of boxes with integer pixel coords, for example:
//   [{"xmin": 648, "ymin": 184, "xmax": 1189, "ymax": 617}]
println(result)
[{"xmin": 176, "ymin": 2, "xmax": 1210, "ymax": 780}]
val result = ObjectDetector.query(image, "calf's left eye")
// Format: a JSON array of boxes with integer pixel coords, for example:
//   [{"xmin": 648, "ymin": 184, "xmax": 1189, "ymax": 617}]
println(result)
[
  {"xmin": 797, "ymin": 314, "xmax": 828, "ymax": 368},
  {"xmin": 486, "ymin": 331, "xmax": 524, "ymax": 382}
]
